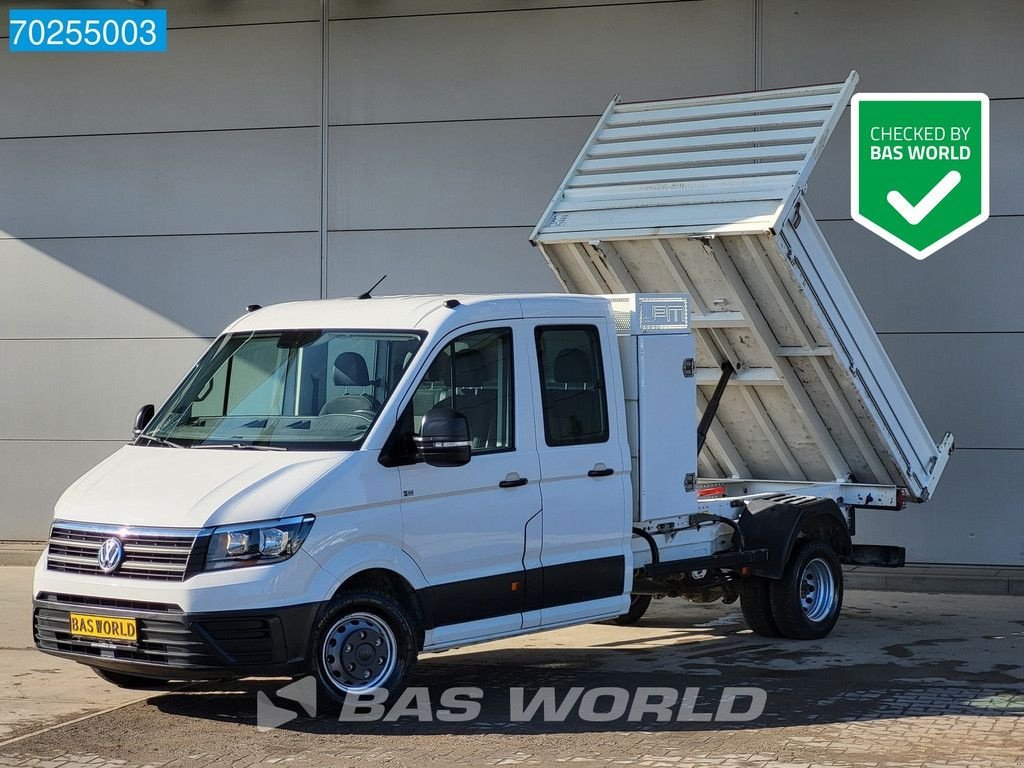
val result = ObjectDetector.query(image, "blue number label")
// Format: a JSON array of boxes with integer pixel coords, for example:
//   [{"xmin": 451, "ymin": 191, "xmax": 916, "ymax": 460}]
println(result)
[{"xmin": 9, "ymin": 9, "xmax": 167, "ymax": 52}]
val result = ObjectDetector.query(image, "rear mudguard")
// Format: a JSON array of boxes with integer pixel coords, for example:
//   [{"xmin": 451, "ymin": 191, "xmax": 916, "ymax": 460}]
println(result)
[{"xmin": 735, "ymin": 497, "xmax": 851, "ymax": 579}]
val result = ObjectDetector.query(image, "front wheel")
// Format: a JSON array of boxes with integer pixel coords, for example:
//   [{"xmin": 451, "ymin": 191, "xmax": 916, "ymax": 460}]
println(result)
[
  {"xmin": 311, "ymin": 589, "xmax": 418, "ymax": 709},
  {"xmin": 769, "ymin": 539, "xmax": 843, "ymax": 639},
  {"xmin": 604, "ymin": 594, "xmax": 652, "ymax": 626}
]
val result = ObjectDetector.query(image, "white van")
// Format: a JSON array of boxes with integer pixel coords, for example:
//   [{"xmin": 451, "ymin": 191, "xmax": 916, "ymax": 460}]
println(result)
[{"xmin": 35, "ymin": 294, "xmax": 661, "ymax": 700}]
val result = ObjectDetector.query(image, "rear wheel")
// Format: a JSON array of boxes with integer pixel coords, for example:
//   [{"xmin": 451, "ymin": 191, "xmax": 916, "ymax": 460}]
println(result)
[
  {"xmin": 769, "ymin": 539, "xmax": 843, "ymax": 639},
  {"xmin": 311, "ymin": 589, "xmax": 418, "ymax": 709},
  {"xmin": 605, "ymin": 594, "xmax": 652, "ymax": 626},
  {"xmin": 93, "ymin": 668, "xmax": 171, "ymax": 689},
  {"xmin": 738, "ymin": 576, "xmax": 782, "ymax": 637}
]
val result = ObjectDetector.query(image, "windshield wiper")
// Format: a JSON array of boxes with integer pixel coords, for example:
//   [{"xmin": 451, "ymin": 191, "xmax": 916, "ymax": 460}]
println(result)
[
  {"xmin": 134, "ymin": 434, "xmax": 186, "ymax": 449},
  {"xmin": 191, "ymin": 443, "xmax": 287, "ymax": 452}
]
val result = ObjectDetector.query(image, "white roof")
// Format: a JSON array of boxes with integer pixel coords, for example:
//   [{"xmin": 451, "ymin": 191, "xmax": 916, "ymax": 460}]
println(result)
[
  {"xmin": 225, "ymin": 293, "xmax": 611, "ymax": 335},
  {"xmin": 532, "ymin": 73, "xmax": 858, "ymax": 243}
]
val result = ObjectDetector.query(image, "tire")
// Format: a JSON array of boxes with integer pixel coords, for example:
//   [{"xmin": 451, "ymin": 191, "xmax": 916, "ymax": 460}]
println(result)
[
  {"xmin": 769, "ymin": 538, "xmax": 843, "ymax": 640},
  {"xmin": 738, "ymin": 576, "xmax": 782, "ymax": 637},
  {"xmin": 93, "ymin": 668, "xmax": 171, "ymax": 689},
  {"xmin": 310, "ymin": 589, "xmax": 418, "ymax": 710},
  {"xmin": 605, "ymin": 594, "xmax": 652, "ymax": 626}
]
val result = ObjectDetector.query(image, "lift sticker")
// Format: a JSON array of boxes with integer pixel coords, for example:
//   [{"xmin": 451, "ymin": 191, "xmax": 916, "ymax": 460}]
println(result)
[{"xmin": 851, "ymin": 93, "xmax": 988, "ymax": 260}]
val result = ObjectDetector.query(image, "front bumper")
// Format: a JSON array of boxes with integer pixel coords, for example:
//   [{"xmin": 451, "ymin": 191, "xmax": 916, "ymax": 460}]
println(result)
[{"xmin": 33, "ymin": 591, "xmax": 323, "ymax": 680}]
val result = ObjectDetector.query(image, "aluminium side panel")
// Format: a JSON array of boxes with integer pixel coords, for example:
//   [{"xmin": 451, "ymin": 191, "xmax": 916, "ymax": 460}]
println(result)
[
  {"xmin": 531, "ymin": 73, "xmax": 859, "ymax": 246},
  {"xmin": 773, "ymin": 203, "xmax": 951, "ymax": 500},
  {"xmin": 532, "ymin": 75, "xmax": 952, "ymax": 502}
]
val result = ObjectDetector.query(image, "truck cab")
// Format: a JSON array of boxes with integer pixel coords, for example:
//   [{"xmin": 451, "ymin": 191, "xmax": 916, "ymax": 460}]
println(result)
[{"xmin": 34, "ymin": 294, "xmax": 651, "ymax": 700}]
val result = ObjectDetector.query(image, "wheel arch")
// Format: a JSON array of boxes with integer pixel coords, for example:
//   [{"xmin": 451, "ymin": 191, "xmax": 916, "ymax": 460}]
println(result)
[
  {"xmin": 329, "ymin": 567, "xmax": 427, "ymax": 650},
  {"xmin": 737, "ymin": 497, "xmax": 851, "ymax": 579},
  {"xmin": 315, "ymin": 541, "xmax": 431, "ymax": 650}
]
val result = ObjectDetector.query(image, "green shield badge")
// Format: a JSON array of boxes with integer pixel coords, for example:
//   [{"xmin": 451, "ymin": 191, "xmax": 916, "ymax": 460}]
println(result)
[{"xmin": 851, "ymin": 93, "xmax": 989, "ymax": 260}]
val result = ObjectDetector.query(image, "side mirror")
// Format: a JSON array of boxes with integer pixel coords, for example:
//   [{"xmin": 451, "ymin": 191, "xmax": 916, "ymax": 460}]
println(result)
[
  {"xmin": 414, "ymin": 408, "xmax": 471, "ymax": 467},
  {"xmin": 133, "ymin": 404, "xmax": 155, "ymax": 436}
]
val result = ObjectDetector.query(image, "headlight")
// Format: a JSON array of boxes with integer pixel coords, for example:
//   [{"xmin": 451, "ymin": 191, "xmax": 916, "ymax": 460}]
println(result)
[{"xmin": 204, "ymin": 515, "xmax": 314, "ymax": 571}]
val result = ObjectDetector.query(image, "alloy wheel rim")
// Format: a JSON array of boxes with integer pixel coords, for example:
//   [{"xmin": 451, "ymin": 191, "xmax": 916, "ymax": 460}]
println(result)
[
  {"xmin": 321, "ymin": 612, "xmax": 398, "ymax": 693},
  {"xmin": 799, "ymin": 557, "xmax": 837, "ymax": 623}
]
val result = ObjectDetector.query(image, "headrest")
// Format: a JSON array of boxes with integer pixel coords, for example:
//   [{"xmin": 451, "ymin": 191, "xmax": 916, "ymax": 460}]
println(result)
[
  {"xmin": 334, "ymin": 352, "xmax": 370, "ymax": 387},
  {"xmin": 424, "ymin": 349, "xmax": 451, "ymax": 386},
  {"xmin": 454, "ymin": 349, "xmax": 489, "ymax": 387},
  {"xmin": 553, "ymin": 348, "xmax": 595, "ymax": 386}
]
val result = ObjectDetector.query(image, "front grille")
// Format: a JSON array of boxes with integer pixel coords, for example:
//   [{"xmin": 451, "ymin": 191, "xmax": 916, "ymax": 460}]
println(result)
[
  {"xmin": 33, "ymin": 594, "xmax": 280, "ymax": 669},
  {"xmin": 36, "ymin": 592, "xmax": 183, "ymax": 613},
  {"xmin": 33, "ymin": 603, "xmax": 219, "ymax": 668},
  {"xmin": 47, "ymin": 521, "xmax": 199, "ymax": 581}
]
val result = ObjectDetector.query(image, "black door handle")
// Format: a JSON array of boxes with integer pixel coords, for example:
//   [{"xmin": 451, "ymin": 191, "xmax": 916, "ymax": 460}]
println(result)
[
  {"xmin": 588, "ymin": 467, "xmax": 614, "ymax": 478},
  {"xmin": 499, "ymin": 477, "xmax": 529, "ymax": 488}
]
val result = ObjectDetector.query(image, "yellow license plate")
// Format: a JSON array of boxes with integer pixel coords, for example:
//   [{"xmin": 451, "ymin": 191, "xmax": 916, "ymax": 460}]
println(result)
[{"xmin": 69, "ymin": 613, "xmax": 137, "ymax": 643}]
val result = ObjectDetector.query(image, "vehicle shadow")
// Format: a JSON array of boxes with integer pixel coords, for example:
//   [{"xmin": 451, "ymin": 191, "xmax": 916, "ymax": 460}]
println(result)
[{"xmin": 149, "ymin": 618, "xmax": 1024, "ymax": 737}]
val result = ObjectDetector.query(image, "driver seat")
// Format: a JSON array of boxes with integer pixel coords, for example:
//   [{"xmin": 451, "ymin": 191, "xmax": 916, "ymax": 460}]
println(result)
[{"xmin": 320, "ymin": 352, "xmax": 381, "ymax": 415}]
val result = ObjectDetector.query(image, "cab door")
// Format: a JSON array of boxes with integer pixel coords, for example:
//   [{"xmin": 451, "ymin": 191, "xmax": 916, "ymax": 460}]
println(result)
[
  {"xmin": 525, "ymin": 321, "xmax": 631, "ymax": 627},
  {"xmin": 397, "ymin": 322, "xmax": 543, "ymax": 646}
]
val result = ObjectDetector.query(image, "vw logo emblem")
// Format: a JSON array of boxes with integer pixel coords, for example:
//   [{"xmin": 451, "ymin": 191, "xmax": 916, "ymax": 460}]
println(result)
[{"xmin": 97, "ymin": 537, "xmax": 124, "ymax": 574}]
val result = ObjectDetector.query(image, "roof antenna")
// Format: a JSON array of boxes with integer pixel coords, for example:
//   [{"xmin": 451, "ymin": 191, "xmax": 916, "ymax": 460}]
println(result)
[{"xmin": 358, "ymin": 274, "xmax": 387, "ymax": 300}]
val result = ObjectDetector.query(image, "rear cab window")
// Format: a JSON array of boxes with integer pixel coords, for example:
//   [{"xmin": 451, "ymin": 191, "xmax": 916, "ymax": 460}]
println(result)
[{"xmin": 535, "ymin": 325, "xmax": 609, "ymax": 447}]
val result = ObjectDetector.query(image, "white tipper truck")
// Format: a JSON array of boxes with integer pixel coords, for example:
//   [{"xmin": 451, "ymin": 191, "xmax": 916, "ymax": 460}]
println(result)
[{"xmin": 33, "ymin": 73, "xmax": 953, "ymax": 705}]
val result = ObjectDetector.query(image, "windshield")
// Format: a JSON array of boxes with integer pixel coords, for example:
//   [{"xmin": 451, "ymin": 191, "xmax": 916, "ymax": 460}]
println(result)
[{"xmin": 142, "ymin": 329, "xmax": 423, "ymax": 450}]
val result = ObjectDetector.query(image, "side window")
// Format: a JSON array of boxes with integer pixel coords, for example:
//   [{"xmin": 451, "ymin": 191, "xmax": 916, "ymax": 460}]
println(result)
[
  {"xmin": 535, "ymin": 325, "xmax": 609, "ymax": 447},
  {"xmin": 408, "ymin": 328, "xmax": 514, "ymax": 454}
]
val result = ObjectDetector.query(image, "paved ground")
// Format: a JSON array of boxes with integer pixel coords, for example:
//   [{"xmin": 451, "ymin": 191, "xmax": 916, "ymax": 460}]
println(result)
[{"xmin": 1, "ymin": 565, "xmax": 1022, "ymax": 767}]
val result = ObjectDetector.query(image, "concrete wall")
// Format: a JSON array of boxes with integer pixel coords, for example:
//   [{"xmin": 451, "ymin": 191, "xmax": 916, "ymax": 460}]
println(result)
[
  {"xmin": 0, "ymin": 1, "xmax": 323, "ymax": 540},
  {"xmin": 1, "ymin": 0, "xmax": 1021, "ymax": 564}
]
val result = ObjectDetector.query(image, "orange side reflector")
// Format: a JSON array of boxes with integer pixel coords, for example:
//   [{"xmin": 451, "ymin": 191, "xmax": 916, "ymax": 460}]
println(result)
[
  {"xmin": 511, "ymin": 581, "xmax": 521, "ymax": 592},
  {"xmin": 698, "ymin": 486, "xmax": 726, "ymax": 498}
]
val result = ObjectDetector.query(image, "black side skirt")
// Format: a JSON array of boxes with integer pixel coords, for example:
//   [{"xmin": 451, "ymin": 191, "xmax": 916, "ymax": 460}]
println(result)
[{"xmin": 417, "ymin": 555, "xmax": 625, "ymax": 630}]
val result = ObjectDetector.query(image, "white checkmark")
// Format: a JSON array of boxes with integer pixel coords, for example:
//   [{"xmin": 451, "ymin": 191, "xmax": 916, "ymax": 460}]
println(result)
[{"xmin": 886, "ymin": 170, "xmax": 962, "ymax": 225}]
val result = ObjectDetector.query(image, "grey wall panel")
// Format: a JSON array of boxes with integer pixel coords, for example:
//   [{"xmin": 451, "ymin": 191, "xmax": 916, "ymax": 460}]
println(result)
[
  {"xmin": 327, "ymin": 227, "xmax": 559, "ymax": 297},
  {"xmin": 761, "ymin": 0, "xmax": 1024, "ymax": 99},
  {"xmin": 329, "ymin": 117, "xmax": 593, "ymax": 230},
  {"xmin": 0, "ymin": 234, "xmax": 320, "ymax": 340},
  {"xmin": 330, "ymin": 0, "xmax": 689, "ymax": 18},
  {"xmin": 0, "ymin": 128, "xmax": 319, "ymax": 238},
  {"xmin": 329, "ymin": 1, "xmax": 752, "ymax": 123},
  {"xmin": 855, "ymin": 449, "xmax": 1024, "ymax": 566},
  {"xmin": 0, "ymin": 24, "xmax": 320, "ymax": 137},
  {"xmin": 880, "ymin": 333, "xmax": 1024, "ymax": 450},
  {"xmin": 0, "ymin": 440, "xmax": 123, "ymax": 540},
  {"xmin": 0, "ymin": 1, "xmax": 319, "ymax": 35},
  {"xmin": 821, "ymin": 218, "xmax": 1024, "ymax": 334},
  {"xmin": 806, "ymin": 99, "xmax": 1024, "ymax": 222},
  {"xmin": 0, "ymin": 339, "xmax": 211, "ymax": 441}
]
